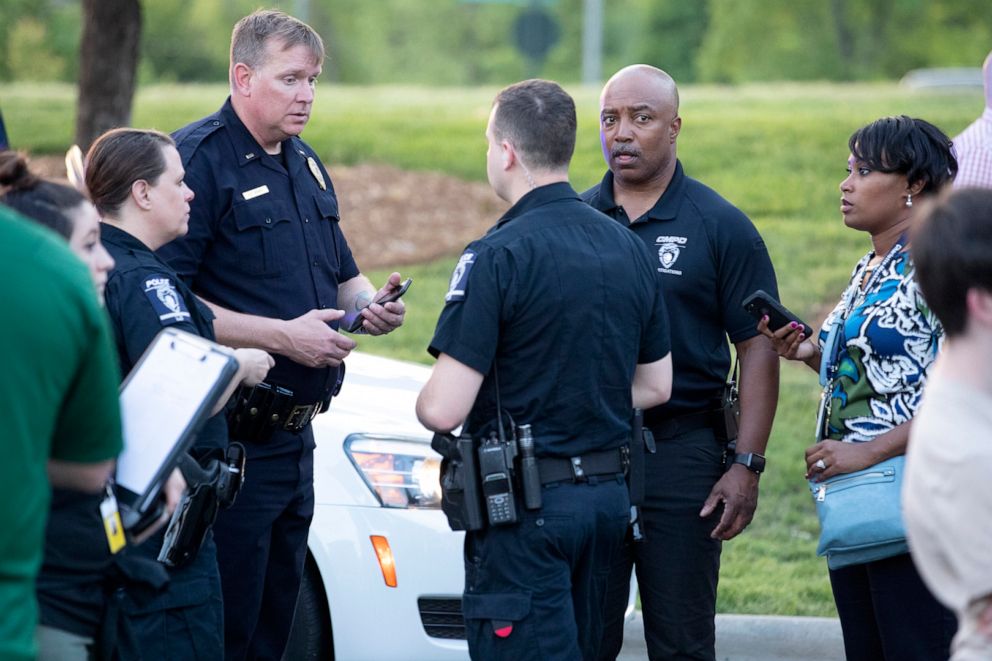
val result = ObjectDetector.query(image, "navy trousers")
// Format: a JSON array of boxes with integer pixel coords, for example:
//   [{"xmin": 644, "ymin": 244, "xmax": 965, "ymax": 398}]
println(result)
[
  {"xmin": 829, "ymin": 552, "xmax": 956, "ymax": 660},
  {"xmin": 597, "ymin": 426, "xmax": 725, "ymax": 661},
  {"xmin": 212, "ymin": 436, "xmax": 315, "ymax": 661},
  {"xmin": 125, "ymin": 534, "xmax": 224, "ymax": 661},
  {"xmin": 463, "ymin": 476, "xmax": 629, "ymax": 661}
]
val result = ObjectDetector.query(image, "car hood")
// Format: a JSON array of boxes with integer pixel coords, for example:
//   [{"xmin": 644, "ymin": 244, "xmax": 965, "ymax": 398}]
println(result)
[{"xmin": 314, "ymin": 351, "xmax": 432, "ymax": 439}]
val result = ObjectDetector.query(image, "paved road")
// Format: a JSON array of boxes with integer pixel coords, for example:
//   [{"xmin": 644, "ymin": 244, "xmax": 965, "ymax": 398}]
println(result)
[{"xmin": 618, "ymin": 611, "xmax": 846, "ymax": 661}]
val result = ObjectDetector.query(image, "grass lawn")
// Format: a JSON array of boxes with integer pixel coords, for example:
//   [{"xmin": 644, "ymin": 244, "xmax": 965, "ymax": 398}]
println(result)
[{"xmin": 2, "ymin": 81, "xmax": 982, "ymax": 616}]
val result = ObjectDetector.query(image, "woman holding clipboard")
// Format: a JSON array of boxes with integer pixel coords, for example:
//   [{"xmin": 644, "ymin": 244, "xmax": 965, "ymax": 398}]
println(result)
[{"xmin": 82, "ymin": 128, "xmax": 273, "ymax": 661}]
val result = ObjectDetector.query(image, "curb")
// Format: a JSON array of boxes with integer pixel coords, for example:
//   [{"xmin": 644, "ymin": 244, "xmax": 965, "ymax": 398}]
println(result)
[{"xmin": 619, "ymin": 612, "xmax": 846, "ymax": 661}]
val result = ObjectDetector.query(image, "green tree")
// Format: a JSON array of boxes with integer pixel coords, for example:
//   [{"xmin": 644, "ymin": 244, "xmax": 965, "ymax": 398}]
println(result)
[
  {"xmin": 6, "ymin": 17, "xmax": 66, "ymax": 81},
  {"xmin": 698, "ymin": 0, "xmax": 844, "ymax": 83},
  {"xmin": 600, "ymin": 0, "xmax": 710, "ymax": 82},
  {"xmin": 140, "ymin": 0, "xmax": 228, "ymax": 82},
  {"xmin": 696, "ymin": 0, "xmax": 992, "ymax": 83}
]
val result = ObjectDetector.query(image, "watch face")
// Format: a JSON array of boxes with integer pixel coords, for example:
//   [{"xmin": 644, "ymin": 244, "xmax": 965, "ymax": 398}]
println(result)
[{"xmin": 737, "ymin": 452, "xmax": 765, "ymax": 473}]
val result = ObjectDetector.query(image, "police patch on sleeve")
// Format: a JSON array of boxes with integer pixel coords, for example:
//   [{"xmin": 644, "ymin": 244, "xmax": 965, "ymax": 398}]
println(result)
[
  {"xmin": 143, "ymin": 275, "xmax": 192, "ymax": 325},
  {"xmin": 445, "ymin": 250, "xmax": 476, "ymax": 302}
]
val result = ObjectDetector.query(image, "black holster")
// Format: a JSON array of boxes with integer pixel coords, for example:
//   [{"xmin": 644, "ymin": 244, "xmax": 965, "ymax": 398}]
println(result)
[
  {"xmin": 628, "ymin": 408, "xmax": 653, "ymax": 542},
  {"xmin": 157, "ymin": 444, "xmax": 246, "ymax": 568},
  {"xmin": 431, "ymin": 432, "xmax": 486, "ymax": 532},
  {"xmin": 714, "ymin": 374, "xmax": 740, "ymax": 443},
  {"xmin": 226, "ymin": 382, "xmax": 295, "ymax": 443}
]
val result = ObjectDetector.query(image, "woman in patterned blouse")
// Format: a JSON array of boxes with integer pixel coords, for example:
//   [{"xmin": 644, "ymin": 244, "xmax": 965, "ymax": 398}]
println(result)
[{"xmin": 759, "ymin": 116, "xmax": 958, "ymax": 661}]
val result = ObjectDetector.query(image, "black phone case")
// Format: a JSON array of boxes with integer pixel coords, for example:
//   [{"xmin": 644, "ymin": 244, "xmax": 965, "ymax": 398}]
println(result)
[
  {"xmin": 742, "ymin": 290, "xmax": 812, "ymax": 335},
  {"xmin": 344, "ymin": 278, "xmax": 412, "ymax": 333}
]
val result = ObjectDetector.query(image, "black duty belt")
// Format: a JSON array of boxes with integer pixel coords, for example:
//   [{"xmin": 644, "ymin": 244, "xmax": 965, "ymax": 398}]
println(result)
[
  {"xmin": 537, "ymin": 446, "xmax": 628, "ymax": 485},
  {"xmin": 649, "ymin": 409, "xmax": 717, "ymax": 439},
  {"xmin": 228, "ymin": 381, "xmax": 327, "ymax": 441}
]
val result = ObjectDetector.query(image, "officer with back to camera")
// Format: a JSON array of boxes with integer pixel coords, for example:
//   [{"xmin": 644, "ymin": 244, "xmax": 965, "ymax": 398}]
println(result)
[{"xmin": 416, "ymin": 78, "xmax": 673, "ymax": 661}]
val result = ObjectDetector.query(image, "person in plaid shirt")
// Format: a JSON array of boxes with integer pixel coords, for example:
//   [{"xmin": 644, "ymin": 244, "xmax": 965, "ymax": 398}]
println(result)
[{"xmin": 953, "ymin": 50, "xmax": 992, "ymax": 189}]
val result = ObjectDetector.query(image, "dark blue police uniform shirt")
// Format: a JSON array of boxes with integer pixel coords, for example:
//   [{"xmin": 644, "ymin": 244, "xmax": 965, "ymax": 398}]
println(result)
[
  {"xmin": 429, "ymin": 182, "xmax": 671, "ymax": 458},
  {"xmin": 159, "ymin": 98, "xmax": 360, "ymax": 407},
  {"xmin": 582, "ymin": 161, "xmax": 778, "ymax": 422},
  {"xmin": 102, "ymin": 223, "xmax": 227, "ymax": 451}
]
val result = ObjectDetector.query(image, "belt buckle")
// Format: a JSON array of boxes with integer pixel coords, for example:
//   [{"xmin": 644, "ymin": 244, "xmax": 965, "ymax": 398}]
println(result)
[{"xmin": 285, "ymin": 403, "xmax": 317, "ymax": 432}]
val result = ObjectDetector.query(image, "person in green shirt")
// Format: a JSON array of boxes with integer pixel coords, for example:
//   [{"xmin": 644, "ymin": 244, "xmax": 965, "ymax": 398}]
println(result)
[{"xmin": 0, "ymin": 198, "xmax": 123, "ymax": 660}]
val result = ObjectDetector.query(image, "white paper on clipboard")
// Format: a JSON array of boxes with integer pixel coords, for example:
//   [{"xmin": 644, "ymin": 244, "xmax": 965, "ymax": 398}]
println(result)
[{"xmin": 116, "ymin": 328, "xmax": 238, "ymax": 523}]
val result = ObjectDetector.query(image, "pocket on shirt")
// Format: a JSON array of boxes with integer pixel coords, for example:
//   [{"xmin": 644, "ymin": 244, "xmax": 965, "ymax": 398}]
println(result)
[
  {"xmin": 314, "ymin": 193, "xmax": 344, "ymax": 278},
  {"xmin": 231, "ymin": 200, "xmax": 293, "ymax": 278}
]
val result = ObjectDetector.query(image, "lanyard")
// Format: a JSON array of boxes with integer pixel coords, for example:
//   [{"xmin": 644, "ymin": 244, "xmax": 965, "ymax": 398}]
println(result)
[{"xmin": 815, "ymin": 235, "xmax": 906, "ymax": 440}]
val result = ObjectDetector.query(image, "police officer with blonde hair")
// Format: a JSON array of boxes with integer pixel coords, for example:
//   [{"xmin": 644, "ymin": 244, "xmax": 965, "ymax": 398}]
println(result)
[{"xmin": 159, "ymin": 10, "xmax": 406, "ymax": 659}]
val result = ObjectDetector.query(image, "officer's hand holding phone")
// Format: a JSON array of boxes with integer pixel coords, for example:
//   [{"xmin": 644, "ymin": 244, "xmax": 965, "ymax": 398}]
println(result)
[{"xmin": 345, "ymin": 274, "xmax": 411, "ymax": 335}]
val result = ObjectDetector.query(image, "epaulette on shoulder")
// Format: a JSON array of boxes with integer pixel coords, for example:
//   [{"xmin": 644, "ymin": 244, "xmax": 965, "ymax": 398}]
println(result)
[{"xmin": 172, "ymin": 116, "xmax": 224, "ymax": 163}]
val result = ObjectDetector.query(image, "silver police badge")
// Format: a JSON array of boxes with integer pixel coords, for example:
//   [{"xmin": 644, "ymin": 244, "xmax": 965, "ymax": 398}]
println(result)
[
  {"xmin": 658, "ymin": 243, "xmax": 681, "ymax": 269},
  {"xmin": 307, "ymin": 156, "xmax": 327, "ymax": 190}
]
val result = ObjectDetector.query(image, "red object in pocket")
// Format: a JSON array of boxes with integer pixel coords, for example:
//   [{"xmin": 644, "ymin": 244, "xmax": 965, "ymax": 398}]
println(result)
[{"xmin": 493, "ymin": 620, "xmax": 513, "ymax": 638}]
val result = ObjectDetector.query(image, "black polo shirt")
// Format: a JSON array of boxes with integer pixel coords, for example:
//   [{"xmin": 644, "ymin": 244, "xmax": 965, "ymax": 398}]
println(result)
[
  {"xmin": 429, "ymin": 182, "xmax": 671, "ymax": 458},
  {"xmin": 582, "ymin": 161, "xmax": 778, "ymax": 423},
  {"xmin": 159, "ymin": 98, "xmax": 359, "ymax": 408}
]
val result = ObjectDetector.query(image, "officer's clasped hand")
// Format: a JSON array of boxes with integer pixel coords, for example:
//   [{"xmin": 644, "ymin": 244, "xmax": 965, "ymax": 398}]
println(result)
[{"xmin": 283, "ymin": 308, "xmax": 356, "ymax": 368}]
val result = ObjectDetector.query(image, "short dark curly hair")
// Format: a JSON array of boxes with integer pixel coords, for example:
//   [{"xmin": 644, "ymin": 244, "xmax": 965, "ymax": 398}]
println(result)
[{"xmin": 848, "ymin": 116, "xmax": 958, "ymax": 195}]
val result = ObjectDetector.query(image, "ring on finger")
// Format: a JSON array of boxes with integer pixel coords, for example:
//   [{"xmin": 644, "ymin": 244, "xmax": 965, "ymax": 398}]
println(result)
[{"xmin": 814, "ymin": 458, "xmax": 827, "ymax": 471}]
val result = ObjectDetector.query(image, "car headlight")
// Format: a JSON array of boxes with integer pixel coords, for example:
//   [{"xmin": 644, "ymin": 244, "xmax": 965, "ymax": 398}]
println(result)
[{"xmin": 344, "ymin": 435, "xmax": 443, "ymax": 509}]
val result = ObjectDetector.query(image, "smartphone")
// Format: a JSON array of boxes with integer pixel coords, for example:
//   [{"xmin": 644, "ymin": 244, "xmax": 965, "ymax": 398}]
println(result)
[
  {"xmin": 742, "ymin": 289, "xmax": 813, "ymax": 336},
  {"xmin": 344, "ymin": 278, "xmax": 412, "ymax": 333}
]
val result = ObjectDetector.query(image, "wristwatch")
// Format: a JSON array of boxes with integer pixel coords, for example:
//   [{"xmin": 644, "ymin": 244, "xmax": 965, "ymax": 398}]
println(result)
[{"xmin": 732, "ymin": 452, "xmax": 766, "ymax": 474}]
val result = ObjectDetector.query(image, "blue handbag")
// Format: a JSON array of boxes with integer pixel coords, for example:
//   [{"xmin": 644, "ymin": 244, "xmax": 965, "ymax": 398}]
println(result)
[{"xmin": 809, "ymin": 455, "xmax": 908, "ymax": 570}]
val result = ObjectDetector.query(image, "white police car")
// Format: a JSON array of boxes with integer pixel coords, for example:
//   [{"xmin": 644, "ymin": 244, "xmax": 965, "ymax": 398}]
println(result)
[
  {"xmin": 283, "ymin": 351, "xmax": 635, "ymax": 660},
  {"xmin": 282, "ymin": 351, "xmax": 466, "ymax": 660}
]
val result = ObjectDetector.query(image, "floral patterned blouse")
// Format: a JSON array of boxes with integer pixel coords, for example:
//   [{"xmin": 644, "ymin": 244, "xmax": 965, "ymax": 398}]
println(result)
[{"xmin": 817, "ymin": 247, "xmax": 942, "ymax": 442}]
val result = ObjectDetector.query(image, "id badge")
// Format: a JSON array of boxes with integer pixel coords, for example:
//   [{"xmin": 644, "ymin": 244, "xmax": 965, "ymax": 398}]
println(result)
[{"xmin": 100, "ymin": 485, "xmax": 126, "ymax": 554}]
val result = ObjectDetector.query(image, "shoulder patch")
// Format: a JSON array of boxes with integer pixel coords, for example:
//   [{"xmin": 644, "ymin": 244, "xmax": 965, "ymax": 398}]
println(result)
[
  {"xmin": 143, "ymin": 275, "xmax": 192, "ymax": 325},
  {"xmin": 445, "ymin": 250, "xmax": 477, "ymax": 302}
]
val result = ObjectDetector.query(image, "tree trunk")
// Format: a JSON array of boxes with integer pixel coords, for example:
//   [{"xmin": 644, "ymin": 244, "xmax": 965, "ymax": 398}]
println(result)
[
  {"xmin": 829, "ymin": 0, "xmax": 854, "ymax": 78},
  {"xmin": 75, "ymin": 0, "xmax": 142, "ymax": 152}
]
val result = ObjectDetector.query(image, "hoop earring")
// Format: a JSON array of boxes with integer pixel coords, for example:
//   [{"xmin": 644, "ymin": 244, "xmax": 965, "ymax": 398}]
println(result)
[{"xmin": 905, "ymin": 193, "xmax": 913, "ymax": 208}]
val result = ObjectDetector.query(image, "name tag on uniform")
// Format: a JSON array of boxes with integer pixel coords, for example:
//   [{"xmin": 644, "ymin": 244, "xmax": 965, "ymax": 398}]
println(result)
[{"xmin": 242, "ymin": 185, "xmax": 270, "ymax": 200}]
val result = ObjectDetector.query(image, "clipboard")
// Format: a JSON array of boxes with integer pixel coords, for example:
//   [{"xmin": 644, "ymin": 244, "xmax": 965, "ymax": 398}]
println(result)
[{"xmin": 115, "ymin": 327, "xmax": 239, "ymax": 530}]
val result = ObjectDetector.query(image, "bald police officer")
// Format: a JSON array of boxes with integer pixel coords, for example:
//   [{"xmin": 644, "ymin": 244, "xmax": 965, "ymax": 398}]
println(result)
[{"xmin": 583, "ymin": 65, "xmax": 780, "ymax": 661}]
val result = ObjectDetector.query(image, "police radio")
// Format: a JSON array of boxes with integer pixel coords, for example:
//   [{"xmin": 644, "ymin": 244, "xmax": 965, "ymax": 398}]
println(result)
[{"xmin": 477, "ymin": 432, "xmax": 518, "ymax": 526}]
